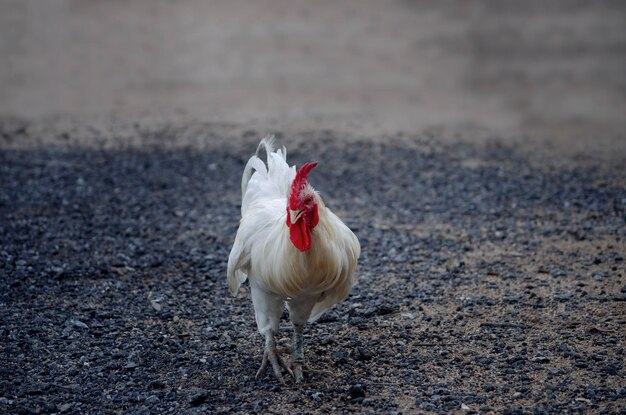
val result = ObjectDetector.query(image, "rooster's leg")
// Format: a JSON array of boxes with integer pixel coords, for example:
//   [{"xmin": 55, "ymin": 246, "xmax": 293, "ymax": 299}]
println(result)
[
  {"xmin": 292, "ymin": 323, "xmax": 305, "ymax": 383},
  {"xmin": 286, "ymin": 298, "xmax": 316, "ymax": 383},
  {"xmin": 250, "ymin": 283, "xmax": 290, "ymax": 384}
]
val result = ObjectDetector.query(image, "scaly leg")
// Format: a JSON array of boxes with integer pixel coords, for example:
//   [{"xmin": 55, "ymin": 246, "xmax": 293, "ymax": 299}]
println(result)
[
  {"xmin": 292, "ymin": 323, "xmax": 305, "ymax": 383},
  {"xmin": 250, "ymin": 283, "xmax": 290, "ymax": 384},
  {"xmin": 286, "ymin": 298, "xmax": 316, "ymax": 384}
]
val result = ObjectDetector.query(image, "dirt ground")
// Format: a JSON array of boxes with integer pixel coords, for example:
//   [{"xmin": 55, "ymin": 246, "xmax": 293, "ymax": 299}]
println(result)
[
  {"xmin": 1, "ymin": 124, "xmax": 625, "ymax": 414},
  {"xmin": 1, "ymin": 1, "xmax": 625, "ymax": 414}
]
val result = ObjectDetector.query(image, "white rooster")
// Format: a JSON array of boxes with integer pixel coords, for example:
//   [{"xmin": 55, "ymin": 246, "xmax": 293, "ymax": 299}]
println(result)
[{"xmin": 227, "ymin": 137, "xmax": 360, "ymax": 383}]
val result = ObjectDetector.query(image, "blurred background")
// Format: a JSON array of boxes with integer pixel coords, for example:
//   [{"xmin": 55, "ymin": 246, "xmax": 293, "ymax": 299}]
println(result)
[{"xmin": 1, "ymin": 0, "xmax": 625, "ymax": 141}]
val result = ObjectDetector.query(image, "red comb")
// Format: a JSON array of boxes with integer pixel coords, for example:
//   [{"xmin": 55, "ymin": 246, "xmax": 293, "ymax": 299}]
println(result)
[
  {"xmin": 295, "ymin": 162, "xmax": 318, "ymax": 183},
  {"xmin": 289, "ymin": 162, "xmax": 317, "ymax": 207}
]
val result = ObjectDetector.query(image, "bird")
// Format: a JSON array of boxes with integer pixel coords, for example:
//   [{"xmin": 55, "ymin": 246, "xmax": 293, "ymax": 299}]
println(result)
[{"xmin": 227, "ymin": 137, "xmax": 360, "ymax": 384}]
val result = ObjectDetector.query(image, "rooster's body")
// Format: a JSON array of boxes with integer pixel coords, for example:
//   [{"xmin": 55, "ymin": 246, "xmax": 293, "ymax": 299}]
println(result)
[{"xmin": 227, "ymin": 138, "xmax": 360, "ymax": 383}]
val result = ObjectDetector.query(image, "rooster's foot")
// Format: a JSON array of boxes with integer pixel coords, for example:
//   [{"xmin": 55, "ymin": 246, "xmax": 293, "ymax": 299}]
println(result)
[
  {"xmin": 292, "ymin": 360, "xmax": 304, "ymax": 383},
  {"xmin": 288, "ymin": 359, "xmax": 333, "ymax": 382},
  {"xmin": 255, "ymin": 346, "xmax": 292, "ymax": 384}
]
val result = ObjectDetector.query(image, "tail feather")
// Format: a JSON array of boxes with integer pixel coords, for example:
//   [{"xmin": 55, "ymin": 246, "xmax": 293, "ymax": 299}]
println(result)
[
  {"xmin": 256, "ymin": 136, "xmax": 276, "ymax": 159},
  {"xmin": 241, "ymin": 136, "xmax": 287, "ymax": 198},
  {"xmin": 241, "ymin": 156, "xmax": 266, "ymax": 198}
]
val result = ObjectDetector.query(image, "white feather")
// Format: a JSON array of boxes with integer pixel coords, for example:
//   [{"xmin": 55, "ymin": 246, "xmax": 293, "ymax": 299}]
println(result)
[{"xmin": 227, "ymin": 138, "xmax": 360, "ymax": 323}]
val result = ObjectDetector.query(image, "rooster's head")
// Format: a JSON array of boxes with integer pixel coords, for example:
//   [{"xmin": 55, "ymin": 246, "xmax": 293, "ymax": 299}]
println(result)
[{"xmin": 286, "ymin": 162, "xmax": 319, "ymax": 252}]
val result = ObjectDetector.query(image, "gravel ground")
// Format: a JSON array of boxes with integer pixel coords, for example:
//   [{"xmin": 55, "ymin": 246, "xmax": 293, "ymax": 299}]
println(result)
[{"xmin": 1, "ymin": 122, "xmax": 625, "ymax": 414}]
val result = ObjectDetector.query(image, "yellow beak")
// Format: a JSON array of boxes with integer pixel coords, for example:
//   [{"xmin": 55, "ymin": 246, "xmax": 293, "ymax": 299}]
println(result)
[{"xmin": 289, "ymin": 209, "xmax": 304, "ymax": 224}]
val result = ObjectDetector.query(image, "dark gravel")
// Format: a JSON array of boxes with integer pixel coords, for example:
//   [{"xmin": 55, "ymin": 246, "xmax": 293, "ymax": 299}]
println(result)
[{"xmin": 1, "ymin": 125, "xmax": 625, "ymax": 414}]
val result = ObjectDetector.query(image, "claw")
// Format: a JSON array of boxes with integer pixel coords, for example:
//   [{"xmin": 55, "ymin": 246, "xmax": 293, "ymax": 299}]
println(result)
[
  {"xmin": 293, "ymin": 361, "xmax": 303, "ymax": 383},
  {"xmin": 256, "ymin": 347, "xmax": 292, "ymax": 384},
  {"xmin": 255, "ymin": 352, "xmax": 269, "ymax": 379},
  {"xmin": 279, "ymin": 354, "xmax": 294, "ymax": 377}
]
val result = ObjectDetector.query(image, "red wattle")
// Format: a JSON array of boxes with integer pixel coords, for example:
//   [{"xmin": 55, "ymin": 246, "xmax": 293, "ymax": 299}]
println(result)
[
  {"xmin": 289, "ymin": 218, "xmax": 312, "ymax": 252},
  {"xmin": 309, "ymin": 204, "xmax": 319, "ymax": 229}
]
